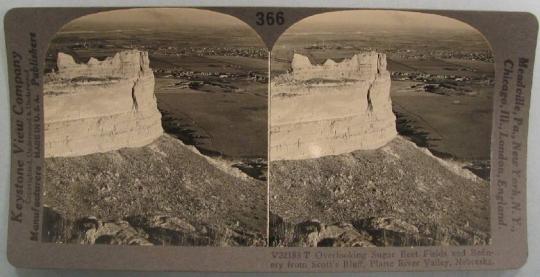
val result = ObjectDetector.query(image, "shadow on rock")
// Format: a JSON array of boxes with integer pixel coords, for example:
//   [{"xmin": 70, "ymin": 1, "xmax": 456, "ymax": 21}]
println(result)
[
  {"xmin": 270, "ymin": 213, "xmax": 490, "ymax": 247},
  {"xmin": 42, "ymin": 207, "xmax": 265, "ymax": 246}
]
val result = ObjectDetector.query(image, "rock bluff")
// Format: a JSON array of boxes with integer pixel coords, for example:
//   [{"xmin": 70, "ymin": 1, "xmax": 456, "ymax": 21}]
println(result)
[
  {"xmin": 270, "ymin": 52, "xmax": 396, "ymax": 160},
  {"xmin": 44, "ymin": 50, "xmax": 163, "ymax": 157}
]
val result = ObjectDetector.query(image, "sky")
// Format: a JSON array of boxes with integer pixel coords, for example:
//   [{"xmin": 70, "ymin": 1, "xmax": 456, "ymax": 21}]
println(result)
[
  {"xmin": 61, "ymin": 8, "xmax": 251, "ymax": 32},
  {"xmin": 287, "ymin": 10, "xmax": 480, "ymax": 33},
  {"xmin": 61, "ymin": 8, "xmax": 480, "ymax": 36}
]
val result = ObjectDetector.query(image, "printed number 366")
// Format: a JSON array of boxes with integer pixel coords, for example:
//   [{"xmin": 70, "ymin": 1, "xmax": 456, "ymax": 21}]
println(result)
[{"xmin": 256, "ymin": 11, "xmax": 285, "ymax": 25}]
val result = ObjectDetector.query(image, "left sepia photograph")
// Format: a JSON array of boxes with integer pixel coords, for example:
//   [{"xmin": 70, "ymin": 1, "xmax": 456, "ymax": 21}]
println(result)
[{"xmin": 41, "ymin": 8, "xmax": 268, "ymax": 246}]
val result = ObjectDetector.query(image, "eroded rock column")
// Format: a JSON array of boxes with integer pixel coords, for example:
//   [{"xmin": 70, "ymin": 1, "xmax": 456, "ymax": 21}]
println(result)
[
  {"xmin": 270, "ymin": 52, "xmax": 397, "ymax": 160},
  {"xmin": 44, "ymin": 50, "xmax": 163, "ymax": 157}
]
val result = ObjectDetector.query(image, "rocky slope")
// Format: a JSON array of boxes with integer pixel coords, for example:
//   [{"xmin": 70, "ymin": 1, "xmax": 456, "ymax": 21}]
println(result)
[
  {"xmin": 43, "ymin": 134, "xmax": 267, "ymax": 246},
  {"xmin": 270, "ymin": 136, "xmax": 489, "ymax": 247}
]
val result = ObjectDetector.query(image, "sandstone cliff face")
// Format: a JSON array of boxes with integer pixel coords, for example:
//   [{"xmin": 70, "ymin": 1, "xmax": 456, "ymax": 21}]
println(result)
[
  {"xmin": 44, "ymin": 50, "xmax": 163, "ymax": 157},
  {"xmin": 270, "ymin": 52, "xmax": 396, "ymax": 161}
]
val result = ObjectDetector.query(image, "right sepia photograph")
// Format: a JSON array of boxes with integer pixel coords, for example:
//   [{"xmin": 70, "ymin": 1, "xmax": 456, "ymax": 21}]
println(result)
[{"xmin": 269, "ymin": 10, "xmax": 493, "ymax": 247}]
